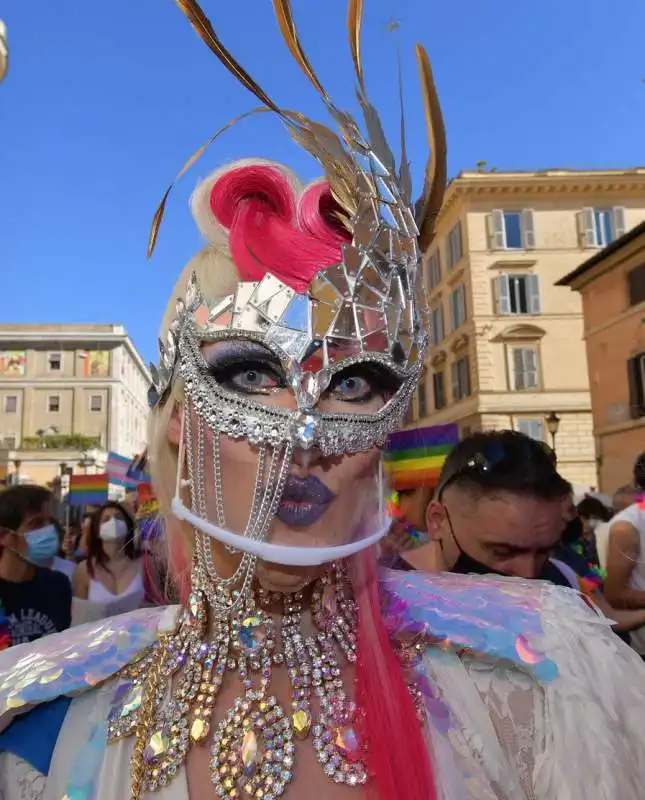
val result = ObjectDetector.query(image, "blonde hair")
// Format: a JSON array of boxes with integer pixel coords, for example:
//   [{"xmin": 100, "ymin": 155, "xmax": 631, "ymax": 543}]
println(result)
[{"xmin": 147, "ymin": 244, "xmax": 239, "ymax": 577}]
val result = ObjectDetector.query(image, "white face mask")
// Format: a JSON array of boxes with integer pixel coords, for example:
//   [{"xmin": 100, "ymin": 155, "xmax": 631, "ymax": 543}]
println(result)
[{"xmin": 99, "ymin": 518, "xmax": 128, "ymax": 542}]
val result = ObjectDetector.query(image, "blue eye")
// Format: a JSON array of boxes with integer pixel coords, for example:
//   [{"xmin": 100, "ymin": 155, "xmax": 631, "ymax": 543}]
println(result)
[
  {"xmin": 331, "ymin": 375, "xmax": 372, "ymax": 402},
  {"xmin": 206, "ymin": 356, "xmax": 285, "ymax": 395},
  {"xmin": 226, "ymin": 367, "xmax": 282, "ymax": 393}
]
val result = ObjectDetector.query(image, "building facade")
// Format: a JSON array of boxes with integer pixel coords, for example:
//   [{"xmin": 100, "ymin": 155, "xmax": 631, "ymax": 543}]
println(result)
[
  {"xmin": 409, "ymin": 168, "xmax": 645, "ymax": 487},
  {"xmin": 0, "ymin": 324, "xmax": 150, "ymax": 486},
  {"xmin": 558, "ymin": 221, "xmax": 645, "ymax": 491}
]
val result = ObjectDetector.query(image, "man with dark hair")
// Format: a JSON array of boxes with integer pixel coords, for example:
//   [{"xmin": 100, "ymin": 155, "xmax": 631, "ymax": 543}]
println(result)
[
  {"xmin": 0, "ymin": 485, "xmax": 72, "ymax": 646},
  {"xmin": 425, "ymin": 430, "xmax": 573, "ymax": 583}
]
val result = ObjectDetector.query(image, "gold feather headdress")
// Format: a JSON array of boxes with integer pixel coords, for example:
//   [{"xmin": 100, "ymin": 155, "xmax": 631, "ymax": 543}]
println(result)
[
  {"xmin": 148, "ymin": 0, "xmax": 447, "ymax": 456},
  {"xmin": 149, "ymin": 0, "xmax": 446, "ymax": 260}
]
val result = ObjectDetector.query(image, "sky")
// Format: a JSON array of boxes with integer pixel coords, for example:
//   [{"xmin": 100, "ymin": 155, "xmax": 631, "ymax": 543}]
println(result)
[{"xmin": 1, "ymin": 0, "xmax": 644, "ymax": 365}]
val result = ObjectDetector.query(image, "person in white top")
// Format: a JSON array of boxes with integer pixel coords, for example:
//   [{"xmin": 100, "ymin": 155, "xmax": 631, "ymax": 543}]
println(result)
[
  {"xmin": 72, "ymin": 502, "xmax": 143, "ymax": 607},
  {"xmin": 604, "ymin": 454, "xmax": 645, "ymax": 655},
  {"xmin": 594, "ymin": 485, "xmax": 639, "ymax": 571}
]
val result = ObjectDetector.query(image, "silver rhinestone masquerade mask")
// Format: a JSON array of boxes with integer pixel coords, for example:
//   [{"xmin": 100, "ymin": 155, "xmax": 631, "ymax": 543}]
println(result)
[{"xmin": 148, "ymin": 0, "xmax": 446, "ymax": 566}]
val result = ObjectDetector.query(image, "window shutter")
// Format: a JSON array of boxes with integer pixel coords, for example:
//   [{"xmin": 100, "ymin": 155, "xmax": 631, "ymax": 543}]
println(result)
[
  {"xmin": 525, "ymin": 347, "xmax": 539, "ymax": 388},
  {"xmin": 532, "ymin": 419, "xmax": 545, "ymax": 441},
  {"xmin": 613, "ymin": 206, "xmax": 626, "ymax": 239},
  {"xmin": 627, "ymin": 357, "xmax": 641, "ymax": 418},
  {"xmin": 488, "ymin": 209, "xmax": 506, "ymax": 250},
  {"xmin": 527, "ymin": 274, "xmax": 541, "ymax": 314},
  {"xmin": 458, "ymin": 284, "xmax": 467, "ymax": 324},
  {"xmin": 437, "ymin": 304, "xmax": 445, "ymax": 342},
  {"xmin": 455, "ymin": 222, "xmax": 463, "ymax": 263},
  {"xmin": 522, "ymin": 209, "xmax": 536, "ymax": 249},
  {"xmin": 494, "ymin": 275, "xmax": 511, "ymax": 314},
  {"xmin": 512, "ymin": 348, "xmax": 525, "ymax": 390},
  {"xmin": 451, "ymin": 362, "xmax": 459, "ymax": 400},
  {"xmin": 579, "ymin": 207, "xmax": 597, "ymax": 247}
]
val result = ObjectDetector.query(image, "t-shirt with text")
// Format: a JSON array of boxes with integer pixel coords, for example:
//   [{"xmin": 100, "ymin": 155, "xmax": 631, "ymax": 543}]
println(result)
[{"xmin": 0, "ymin": 567, "xmax": 72, "ymax": 646}]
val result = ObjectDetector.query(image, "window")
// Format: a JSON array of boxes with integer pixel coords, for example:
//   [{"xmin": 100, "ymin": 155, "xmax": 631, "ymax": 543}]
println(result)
[
  {"xmin": 450, "ymin": 284, "xmax": 467, "ymax": 330},
  {"xmin": 417, "ymin": 380, "xmax": 428, "ymax": 418},
  {"xmin": 433, "ymin": 371, "xmax": 446, "ymax": 410},
  {"xmin": 578, "ymin": 207, "xmax": 626, "ymax": 248},
  {"xmin": 90, "ymin": 395, "xmax": 103, "ymax": 412},
  {"xmin": 511, "ymin": 347, "xmax": 540, "ymax": 390},
  {"xmin": 627, "ymin": 264, "xmax": 645, "ymax": 307},
  {"xmin": 48, "ymin": 352, "xmax": 62, "ymax": 372},
  {"xmin": 627, "ymin": 353, "xmax": 645, "ymax": 418},
  {"xmin": 2, "ymin": 435, "xmax": 16, "ymax": 450},
  {"xmin": 426, "ymin": 250, "xmax": 442, "ymax": 289},
  {"xmin": 446, "ymin": 222, "xmax": 463, "ymax": 270},
  {"xmin": 489, "ymin": 209, "xmax": 535, "ymax": 250},
  {"xmin": 430, "ymin": 303, "xmax": 445, "ymax": 344},
  {"xmin": 516, "ymin": 417, "xmax": 546, "ymax": 442},
  {"xmin": 48, "ymin": 395, "xmax": 60, "ymax": 413},
  {"xmin": 451, "ymin": 357, "xmax": 470, "ymax": 401},
  {"xmin": 4, "ymin": 396, "xmax": 17, "ymax": 413},
  {"xmin": 494, "ymin": 274, "xmax": 541, "ymax": 315}
]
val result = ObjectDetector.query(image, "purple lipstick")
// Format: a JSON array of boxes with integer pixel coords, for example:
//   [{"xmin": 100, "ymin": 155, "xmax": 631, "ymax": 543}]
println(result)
[{"xmin": 276, "ymin": 475, "xmax": 337, "ymax": 527}]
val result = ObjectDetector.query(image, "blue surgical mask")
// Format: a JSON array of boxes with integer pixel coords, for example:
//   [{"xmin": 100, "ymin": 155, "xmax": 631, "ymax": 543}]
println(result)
[{"xmin": 23, "ymin": 525, "xmax": 60, "ymax": 567}]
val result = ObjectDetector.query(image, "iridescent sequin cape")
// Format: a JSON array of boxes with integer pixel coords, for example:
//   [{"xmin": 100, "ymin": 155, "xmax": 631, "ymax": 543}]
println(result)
[{"xmin": 2, "ymin": 570, "xmax": 645, "ymax": 800}]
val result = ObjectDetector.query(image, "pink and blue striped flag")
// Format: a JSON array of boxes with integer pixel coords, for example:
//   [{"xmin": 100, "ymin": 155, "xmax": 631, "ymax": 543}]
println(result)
[{"xmin": 107, "ymin": 451, "xmax": 138, "ymax": 489}]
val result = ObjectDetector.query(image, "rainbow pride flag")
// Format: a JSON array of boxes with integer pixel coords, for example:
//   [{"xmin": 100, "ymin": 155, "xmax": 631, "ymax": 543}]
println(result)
[
  {"xmin": 68, "ymin": 473, "xmax": 109, "ymax": 507},
  {"xmin": 384, "ymin": 424, "xmax": 460, "ymax": 490}
]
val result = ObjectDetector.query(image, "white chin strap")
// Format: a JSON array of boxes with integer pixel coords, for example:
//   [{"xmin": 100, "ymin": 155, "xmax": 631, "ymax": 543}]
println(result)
[{"xmin": 171, "ymin": 496, "xmax": 390, "ymax": 567}]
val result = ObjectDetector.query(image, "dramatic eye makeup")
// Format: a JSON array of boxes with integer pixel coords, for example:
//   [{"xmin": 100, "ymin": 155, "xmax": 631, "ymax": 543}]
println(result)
[
  {"xmin": 327, "ymin": 363, "xmax": 402, "ymax": 404},
  {"xmin": 201, "ymin": 341, "xmax": 402, "ymax": 404},
  {"xmin": 201, "ymin": 340, "xmax": 287, "ymax": 395}
]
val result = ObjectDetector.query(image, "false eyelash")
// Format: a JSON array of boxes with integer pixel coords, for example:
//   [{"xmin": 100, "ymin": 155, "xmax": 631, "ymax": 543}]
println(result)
[
  {"xmin": 330, "ymin": 363, "xmax": 402, "ymax": 395},
  {"xmin": 206, "ymin": 359, "xmax": 287, "ymax": 388}
]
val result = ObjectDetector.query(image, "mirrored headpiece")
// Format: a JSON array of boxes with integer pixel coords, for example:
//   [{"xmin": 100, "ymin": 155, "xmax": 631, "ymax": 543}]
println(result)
[{"xmin": 148, "ymin": 0, "xmax": 447, "ymax": 459}]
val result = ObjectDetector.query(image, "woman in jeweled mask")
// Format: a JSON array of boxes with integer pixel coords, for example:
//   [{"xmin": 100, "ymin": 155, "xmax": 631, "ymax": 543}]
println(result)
[{"xmin": 2, "ymin": 3, "xmax": 645, "ymax": 799}]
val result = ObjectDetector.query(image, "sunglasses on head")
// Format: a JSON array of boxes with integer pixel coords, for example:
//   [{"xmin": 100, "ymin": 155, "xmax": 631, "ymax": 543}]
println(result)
[{"xmin": 435, "ymin": 439, "xmax": 556, "ymax": 499}]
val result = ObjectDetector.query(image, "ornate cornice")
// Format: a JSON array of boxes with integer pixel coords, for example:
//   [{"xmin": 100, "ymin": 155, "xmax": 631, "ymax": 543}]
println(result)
[
  {"xmin": 438, "ymin": 170, "xmax": 645, "ymax": 224},
  {"xmin": 493, "ymin": 324, "xmax": 546, "ymax": 342}
]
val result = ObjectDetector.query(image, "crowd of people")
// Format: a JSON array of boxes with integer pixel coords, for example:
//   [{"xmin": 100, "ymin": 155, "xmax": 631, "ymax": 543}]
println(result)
[
  {"xmin": 386, "ymin": 433, "xmax": 645, "ymax": 658},
  {"xmin": 0, "ymin": 487, "xmax": 144, "ymax": 645}
]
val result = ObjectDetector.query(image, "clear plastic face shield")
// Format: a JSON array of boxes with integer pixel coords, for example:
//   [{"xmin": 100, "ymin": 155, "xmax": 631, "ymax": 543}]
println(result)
[
  {"xmin": 170, "ymin": 328, "xmax": 408, "ymax": 567},
  {"xmin": 151, "ymin": 149, "xmax": 430, "ymax": 569}
]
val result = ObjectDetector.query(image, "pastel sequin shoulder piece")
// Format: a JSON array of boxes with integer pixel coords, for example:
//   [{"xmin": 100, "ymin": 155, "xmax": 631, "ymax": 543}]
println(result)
[
  {"xmin": 0, "ymin": 607, "xmax": 170, "ymax": 727},
  {"xmin": 380, "ymin": 569, "xmax": 559, "ymax": 682}
]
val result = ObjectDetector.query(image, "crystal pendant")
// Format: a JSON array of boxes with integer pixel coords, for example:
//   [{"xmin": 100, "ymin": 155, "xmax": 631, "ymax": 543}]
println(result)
[
  {"xmin": 144, "ymin": 730, "xmax": 169, "ymax": 764},
  {"xmin": 240, "ymin": 730, "xmax": 259, "ymax": 776},
  {"xmin": 238, "ymin": 614, "xmax": 267, "ymax": 654},
  {"xmin": 119, "ymin": 683, "xmax": 143, "ymax": 717},
  {"xmin": 292, "ymin": 412, "xmax": 318, "ymax": 450},
  {"xmin": 292, "ymin": 709, "xmax": 312, "ymax": 739},
  {"xmin": 322, "ymin": 584, "xmax": 338, "ymax": 620},
  {"xmin": 333, "ymin": 725, "xmax": 361, "ymax": 762},
  {"xmin": 210, "ymin": 696, "xmax": 294, "ymax": 799},
  {"xmin": 190, "ymin": 717, "xmax": 210, "ymax": 744}
]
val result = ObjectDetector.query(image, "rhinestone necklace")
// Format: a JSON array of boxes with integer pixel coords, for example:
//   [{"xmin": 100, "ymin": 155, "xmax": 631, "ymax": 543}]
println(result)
[{"xmin": 109, "ymin": 566, "xmax": 368, "ymax": 799}]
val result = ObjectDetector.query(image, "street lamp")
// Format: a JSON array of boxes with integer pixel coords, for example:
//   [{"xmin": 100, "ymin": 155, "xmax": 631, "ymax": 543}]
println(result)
[
  {"xmin": 545, "ymin": 412, "xmax": 561, "ymax": 453},
  {"xmin": 78, "ymin": 450, "xmax": 96, "ymax": 475}
]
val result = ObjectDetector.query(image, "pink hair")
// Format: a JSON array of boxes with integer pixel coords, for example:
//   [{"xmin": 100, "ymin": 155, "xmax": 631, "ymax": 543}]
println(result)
[
  {"xmin": 351, "ymin": 548, "xmax": 437, "ymax": 800},
  {"xmin": 208, "ymin": 164, "xmax": 350, "ymax": 292},
  {"xmin": 171, "ymin": 163, "xmax": 436, "ymax": 799}
]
